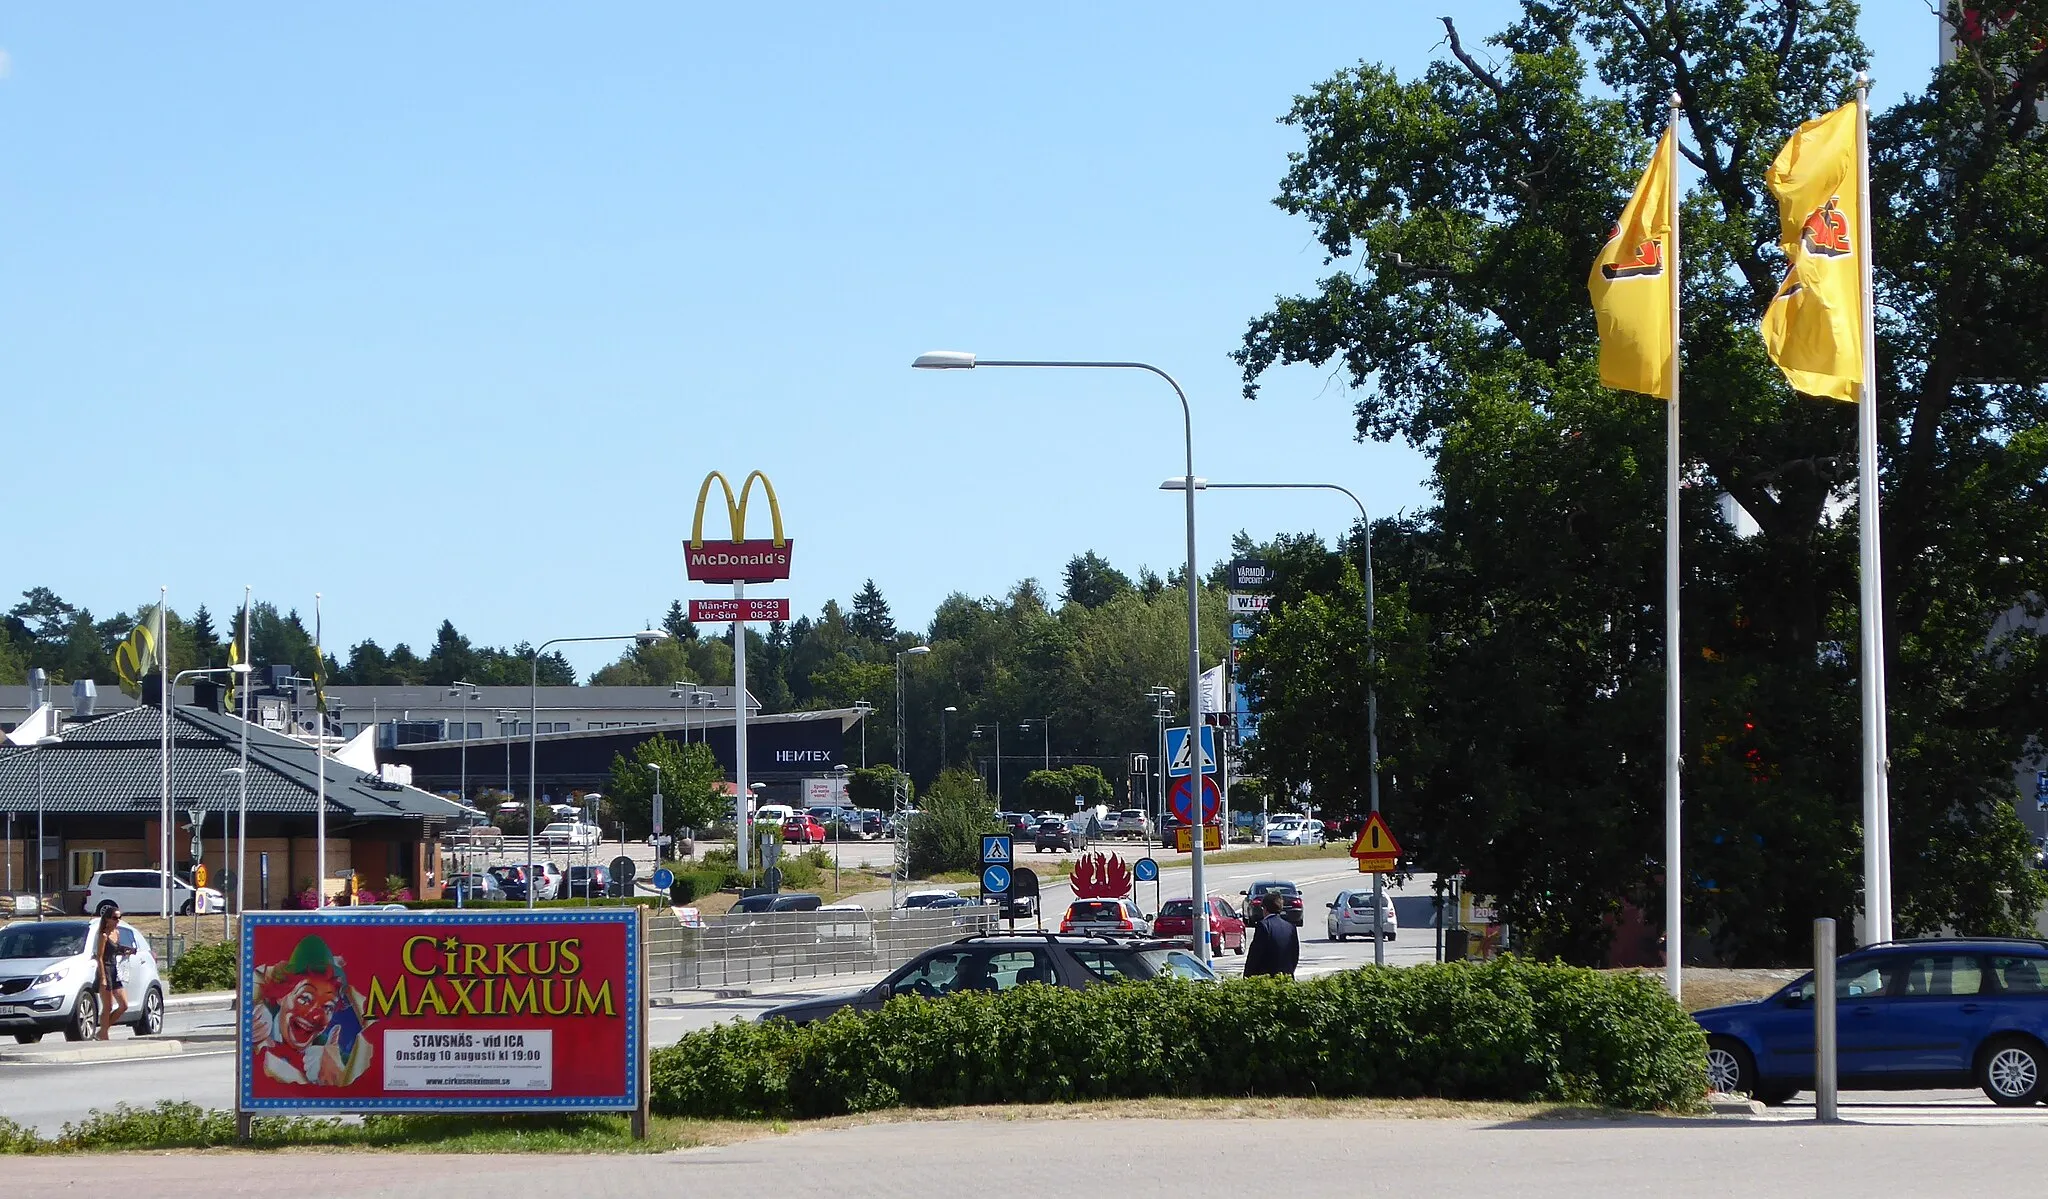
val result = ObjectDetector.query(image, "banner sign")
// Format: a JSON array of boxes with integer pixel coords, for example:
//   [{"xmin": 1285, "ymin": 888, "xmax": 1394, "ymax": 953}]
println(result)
[
  {"xmin": 1226, "ymin": 593, "xmax": 1270, "ymax": 615},
  {"xmin": 689, "ymin": 598, "xmax": 791, "ymax": 623},
  {"xmin": 686, "ymin": 470, "xmax": 794, "ymax": 583},
  {"xmin": 238, "ymin": 909, "xmax": 643, "ymax": 1117},
  {"xmin": 1229, "ymin": 558, "xmax": 1273, "ymax": 590}
]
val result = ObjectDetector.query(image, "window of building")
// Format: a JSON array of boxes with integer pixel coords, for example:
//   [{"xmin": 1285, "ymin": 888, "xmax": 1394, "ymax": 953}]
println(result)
[
  {"xmin": 69, "ymin": 849, "xmax": 106, "ymax": 889},
  {"xmin": 469, "ymin": 722, "xmax": 483, "ymax": 739},
  {"xmin": 342, "ymin": 723, "xmax": 359, "ymax": 737}
]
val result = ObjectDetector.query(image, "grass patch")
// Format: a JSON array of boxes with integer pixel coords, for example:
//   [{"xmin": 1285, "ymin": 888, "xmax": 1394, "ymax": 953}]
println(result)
[
  {"xmin": 1192, "ymin": 843, "xmax": 1352, "ymax": 866},
  {"xmin": 0, "ymin": 1102, "xmax": 776, "ymax": 1155}
]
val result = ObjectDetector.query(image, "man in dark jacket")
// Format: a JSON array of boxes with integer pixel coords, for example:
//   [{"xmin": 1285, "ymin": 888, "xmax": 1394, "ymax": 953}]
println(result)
[{"xmin": 1242, "ymin": 891, "xmax": 1299, "ymax": 978}]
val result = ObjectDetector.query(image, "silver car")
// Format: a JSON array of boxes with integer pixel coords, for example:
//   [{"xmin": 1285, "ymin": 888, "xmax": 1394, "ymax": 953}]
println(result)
[
  {"xmin": 0, "ymin": 918, "xmax": 168, "ymax": 1042},
  {"xmin": 1327, "ymin": 889, "xmax": 1397, "ymax": 941}
]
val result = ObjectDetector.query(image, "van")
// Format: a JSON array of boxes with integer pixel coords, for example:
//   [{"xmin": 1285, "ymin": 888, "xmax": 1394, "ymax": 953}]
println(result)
[
  {"xmin": 82, "ymin": 870, "xmax": 223, "ymax": 917},
  {"xmin": 753, "ymin": 804, "xmax": 796, "ymax": 826}
]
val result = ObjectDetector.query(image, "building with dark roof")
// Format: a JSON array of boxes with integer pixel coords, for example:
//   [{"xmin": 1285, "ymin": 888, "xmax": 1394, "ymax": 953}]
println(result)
[{"xmin": 0, "ymin": 701, "xmax": 471, "ymax": 909}]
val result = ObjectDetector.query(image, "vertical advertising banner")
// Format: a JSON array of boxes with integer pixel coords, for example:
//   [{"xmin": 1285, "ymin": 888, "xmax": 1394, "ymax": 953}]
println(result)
[{"xmin": 239, "ymin": 909, "xmax": 641, "ymax": 1114}]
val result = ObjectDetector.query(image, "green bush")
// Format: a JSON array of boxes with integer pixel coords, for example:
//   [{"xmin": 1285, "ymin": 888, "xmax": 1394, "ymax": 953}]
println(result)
[
  {"xmin": 668, "ymin": 866, "xmax": 728, "ymax": 904},
  {"xmin": 907, "ymin": 768, "xmax": 1003, "ymax": 877},
  {"xmin": 168, "ymin": 941, "xmax": 237, "ymax": 993},
  {"xmin": 400, "ymin": 896, "xmax": 669, "ymax": 910},
  {"xmin": 648, "ymin": 958, "xmax": 1706, "ymax": 1118}
]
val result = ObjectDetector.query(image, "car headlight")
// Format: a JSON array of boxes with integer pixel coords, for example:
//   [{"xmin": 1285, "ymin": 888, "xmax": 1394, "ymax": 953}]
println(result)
[{"xmin": 32, "ymin": 966, "xmax": 73, "ymax": 988}]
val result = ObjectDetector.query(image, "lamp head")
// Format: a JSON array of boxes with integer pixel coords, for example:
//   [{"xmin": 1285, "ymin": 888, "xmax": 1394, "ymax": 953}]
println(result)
[
  {"xmin": 912, "ymin": 350, "xmax": 976, "ymax": 370},
  {"xmin": 634, "ymin": 629, "xmax": 669, "ymax": 647},
  {"xmin": 1158, "ymin": 478, "xmax": 1208, "ymax": 491},
  {"xmin": 902, "ymin": 645, "xmax": 931, "ymax": 657},
  {"xmin": 230, "ymin": 663, "xmax": 253, "ymax": 675}
]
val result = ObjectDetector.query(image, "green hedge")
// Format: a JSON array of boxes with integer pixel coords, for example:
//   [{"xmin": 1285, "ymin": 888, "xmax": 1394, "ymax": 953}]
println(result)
[
  {"xmin": 167, "ymin": 942, "xmax": 237, "ymax": 993},
  {"xmin": 648, "ymin": 958, "xmax": 1706, "ymax": 1118},
  {"xmin": 399, "ymin": 896, "xmax": 669, "ymax": 910}
]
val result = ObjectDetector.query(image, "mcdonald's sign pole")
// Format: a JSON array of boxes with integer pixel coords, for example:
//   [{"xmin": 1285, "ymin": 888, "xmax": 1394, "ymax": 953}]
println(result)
[{"xmin": 687, "ymin": 471, "xmax": 795, "ymax": 876}]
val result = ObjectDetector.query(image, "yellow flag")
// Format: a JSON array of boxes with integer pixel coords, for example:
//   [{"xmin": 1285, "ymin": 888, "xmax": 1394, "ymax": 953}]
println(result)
[
  {"xmin": 1760, "ymin": 102, "xmax": 1863, "ymax": 403},
  {"xmin": 112, "ymin": 602, "xmax": 162, "ymax": 698},
  {"xmin": 1589, "ymin": 125, "xmax": 1677, "ymax": 400}
]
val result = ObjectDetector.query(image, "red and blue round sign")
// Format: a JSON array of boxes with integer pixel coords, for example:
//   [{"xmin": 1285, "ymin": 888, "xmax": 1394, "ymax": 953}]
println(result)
[{"xmin": 1168, "ymin": 775, "xmax": 1222, "ymax": 824}]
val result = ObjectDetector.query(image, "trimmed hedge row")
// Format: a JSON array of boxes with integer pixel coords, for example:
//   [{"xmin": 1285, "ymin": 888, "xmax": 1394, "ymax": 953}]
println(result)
[{"xmin": 649, "ymin": 958, "xmax": 1707, "ymax": 1118}]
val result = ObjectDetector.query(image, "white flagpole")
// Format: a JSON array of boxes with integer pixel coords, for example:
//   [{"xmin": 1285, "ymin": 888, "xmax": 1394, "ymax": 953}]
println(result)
[
  {"xmin": 315, "ymin": 592, "xmax": 327, "ymax": 906},
  {"xmin": 1663, "ymin": 92, "xmax": 1685, "ymax": 1000},
  {"xmin": 1853, "ymin": 72, "xmax": 1892, "ymax": 942},
  {"xmin": 158, "ymin": 587, "xmax": 171, "ymax": 930}
]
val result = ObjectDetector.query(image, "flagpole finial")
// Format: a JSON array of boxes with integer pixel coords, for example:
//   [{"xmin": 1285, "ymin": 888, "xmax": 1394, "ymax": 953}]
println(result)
[
  {"xmin": 1855, "ymin": 69, "xmax": 1872, "ymax": 91},
  {"xmin": 1667, "ymin": 89, "xmax": 1682, "ymax": 110}
]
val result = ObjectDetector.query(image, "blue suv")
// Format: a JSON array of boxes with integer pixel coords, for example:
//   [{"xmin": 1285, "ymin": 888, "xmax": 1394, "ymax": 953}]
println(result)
[{"xmin": 1694, "ymin": 938, "xmax": 2048, "ymax": 1106}]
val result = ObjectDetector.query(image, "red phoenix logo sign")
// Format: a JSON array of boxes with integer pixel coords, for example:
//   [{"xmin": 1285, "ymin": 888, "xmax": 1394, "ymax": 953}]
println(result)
[
  {"xmin": 1068, "ymin": 852, "xmax": 1134, "ymax": 899},
  {"xmin": 685, "ymin": 470, "xmax": 794, "ymax": 584}
]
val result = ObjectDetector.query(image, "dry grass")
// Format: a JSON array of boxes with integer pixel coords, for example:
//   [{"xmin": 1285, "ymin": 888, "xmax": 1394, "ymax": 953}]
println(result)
[
  {"xmin": 1609, "ymin": 966, "xmax": 1802, "ymax": 1012},
  {"xmin": 808, "ymin": 1095, "xmax": 1635, "ymax": 1131}
]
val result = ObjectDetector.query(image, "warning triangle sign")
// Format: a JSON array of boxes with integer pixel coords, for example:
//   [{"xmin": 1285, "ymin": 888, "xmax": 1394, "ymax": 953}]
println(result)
[{"xmin": 1348, "ymin": 812, "xmax": 1401, "ymax": 873}]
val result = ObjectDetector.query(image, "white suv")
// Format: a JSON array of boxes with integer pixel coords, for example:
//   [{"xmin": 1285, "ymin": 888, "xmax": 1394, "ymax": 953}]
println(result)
[
  {"xmin": 540, "ymin": 821, "xmax": 600, "ymax": 848},
  {"xmin": 0, "ymin": 918, "xmax": 168, "ymax": 1042},
  {"xmin": 83, "ymin": 869, "xmax": 224, "ymax": 916}
]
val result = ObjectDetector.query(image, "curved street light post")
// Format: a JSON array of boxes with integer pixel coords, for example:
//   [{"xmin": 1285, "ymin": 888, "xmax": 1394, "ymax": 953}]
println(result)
[{"xmin": 528, "ymin": 631, "xmax": 667, "ymax": 908}]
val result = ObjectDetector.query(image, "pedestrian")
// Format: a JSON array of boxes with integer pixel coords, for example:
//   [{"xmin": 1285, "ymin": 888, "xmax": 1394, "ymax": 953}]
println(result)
[
  {"xmin": 93, "ymin": 905, "xmax": 133, "ymax": 1038},
  {"xmin": 1242, "ymin": 891, "xmax": 1299, "ymax": 979}
]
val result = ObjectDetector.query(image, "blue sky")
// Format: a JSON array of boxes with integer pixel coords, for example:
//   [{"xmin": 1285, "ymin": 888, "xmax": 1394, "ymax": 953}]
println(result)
[{"xmin": 0, "ymin": 3, "xmax": 1939, "ymax": 675}]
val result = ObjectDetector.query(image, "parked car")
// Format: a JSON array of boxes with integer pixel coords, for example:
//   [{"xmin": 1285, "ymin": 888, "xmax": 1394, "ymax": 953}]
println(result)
[
  {"xmin": 1243, "ymin": 880, "xmax": 1306, "ymax": 926},
  {"xmin": 782, "ymin": 816, "xmax": 828, "ymax": 845},
  {"xmin": 539, "ymin": 821, "xmax": 600, "ymax": 849},
  {"xmin": 1060, "ymin": 898, "xmax": 1152, "ymax": 937},
  {"xmin": 1109, "ymin": 809, "xmax": 1153, "ymax": 840},
  {"xmin": 1153, "ymin": 895, "xmax": 1248, "ymax": 956},
  {"xmin": 444, "ymin": 873, "xmax": 506, "ymax": 902},
  {"xmin": 758, "ymin": 933, "xmax": 1217, "ymax": 1023},
  {"xmin": 441, "ymin": 823, "xmax": 504, "ymax": 850},
  {"xmin": 487, "ymin": 864, "xmax": 530, "ymax": 898},
  {"xmin": 898, "ymin": 888, "xmax": 960, "ymax": 910},
  {"xmin": 1034, "ymin": 819, "xmax": 1078, "ymax": 854},
  {"xmin": 1327, "ymin": 888, "xmax": 1397, "ymax": 941},
  {"xmin": 1265, "ymin": 818, "xmax": 1325, "ymax": 847},
  {"xmin": 999, "ymin": 811, "xmax": 1037, "ymax": 838},
  {"xmin": 82, "ymin": 870, "xmax": 223, "ymax": 917},
  {"xmin": 0, "ymin": 917, "xmax": 167, "ymax": 1043},
  {"xmin": 1695, "ymin": 937, "xmax": 2048, "ymax": 1106},
  {"xmin": 731, "ymin": 892, "xmax": 824, "ymax": 914},
  {"xmin": 489, "ymin": 863, "xmax": 558, "ymax": 901},
  {"xmin": 563, "ymin": 865, "xmax": 612, "ymax": 898},
  {"xmin": 753, "ymin": 804, "xmax": 797, "ymax": 828}
]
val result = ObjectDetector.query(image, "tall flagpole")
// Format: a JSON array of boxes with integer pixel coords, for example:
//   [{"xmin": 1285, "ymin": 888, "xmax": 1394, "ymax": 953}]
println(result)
[
  {"xmin": 1663, "ymin": 91, "xmax": 1685, "ymax": 999},
  {"xmin": 1853, "ymin": 72, "xmax": 1892, "ymax": 942},
  {"xmin": 158, "ymin": 587, "xmax": 171, "ymax": 932},
  {"xmin": 315, "ymin": 593, "xmax": 327, "ymax": 906},
  {"xmin": 236, "ymin": 586, "xmax": 251, "ymax": 917}
]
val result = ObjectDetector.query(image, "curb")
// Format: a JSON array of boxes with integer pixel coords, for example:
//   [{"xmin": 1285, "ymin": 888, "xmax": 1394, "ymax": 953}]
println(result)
[
  {"xmin": 0, "ymin": 1038, "xmax": 187, "ymax": 1065},
  {"xmin": 1705, "ymin": 1092, "xmax": 1765, "ymax": 1116},
  {"xmin": 166, "ymin": 992, "xmax": 236, "ymax": 1012}
]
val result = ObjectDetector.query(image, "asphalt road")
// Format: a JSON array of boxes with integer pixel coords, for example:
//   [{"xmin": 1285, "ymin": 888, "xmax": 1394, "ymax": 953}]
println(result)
[{"xmin": 6, "ymin": 1115, "xmax": 2047, "ymax": 1197}]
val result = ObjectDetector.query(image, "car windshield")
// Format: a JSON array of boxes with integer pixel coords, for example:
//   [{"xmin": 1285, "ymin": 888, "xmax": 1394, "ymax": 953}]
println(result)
[
  {"xmin": 1250, "ymin": 882, "xmax": 1298, "ymax": 896},
  {"xmin": 0, "ymin": 922, "xmax": 90, "ymax": 959}
]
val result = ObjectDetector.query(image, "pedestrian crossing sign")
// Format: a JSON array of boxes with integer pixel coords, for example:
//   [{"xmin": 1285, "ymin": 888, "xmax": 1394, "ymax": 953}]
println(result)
[{"xmin": 981, "ymin": 835, "xmax": 1012, "ymax": 865}]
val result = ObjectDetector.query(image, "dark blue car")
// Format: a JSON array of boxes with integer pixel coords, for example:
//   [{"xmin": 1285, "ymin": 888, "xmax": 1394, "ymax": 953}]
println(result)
[{"xmin": 1694, "ymin": 937, "xmax": 2048, "ymax": 1106}]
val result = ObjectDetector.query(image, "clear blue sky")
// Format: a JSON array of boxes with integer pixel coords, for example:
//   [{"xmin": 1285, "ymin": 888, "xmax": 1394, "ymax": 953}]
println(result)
[{"xmin": 0, "ymin": 3, "xmax": 1938, "ymax": 676}]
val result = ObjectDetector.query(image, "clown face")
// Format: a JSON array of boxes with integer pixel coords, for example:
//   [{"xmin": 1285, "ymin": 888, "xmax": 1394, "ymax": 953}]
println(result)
[{"xmin": 277, "ymin": 974, "xmax": 343, "ymax": 1051}]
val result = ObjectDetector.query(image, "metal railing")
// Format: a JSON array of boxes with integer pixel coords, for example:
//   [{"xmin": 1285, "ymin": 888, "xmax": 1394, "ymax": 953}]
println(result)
[{"xmin": 646, "ymin": 907, "xmax": 996, "ymax": 992}]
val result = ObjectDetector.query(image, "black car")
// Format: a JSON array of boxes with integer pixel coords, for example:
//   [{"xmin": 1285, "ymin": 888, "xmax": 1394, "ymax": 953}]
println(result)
[
  {"xmin": 758, "ymin": 933, "xmax": 1217, "ymax": 1023},
  {"xmin": 563, "ymin": 865, "xmax": 612, "ymax": 898},
  {"xmin": 731, "ymin": 892, "xmax": 824, "ymax": 914},
  {"xmin": 1243, "ymin": 880, "xmax": 1306, "ymax": 926},
  {"xmin": 488, "ymin": 865, "xmax": 531, "ymax": 900},
  {"xmin": 1034, "ymin": 820, "xmax": 1077, "ymax": 853}
]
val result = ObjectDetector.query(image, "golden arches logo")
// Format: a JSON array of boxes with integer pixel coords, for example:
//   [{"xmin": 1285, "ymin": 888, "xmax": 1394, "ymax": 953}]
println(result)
[
  {"xmin": 112, "ymin": 623, "xmax": 158, "ymax": 695},
  {"xmin": 689, "ymin": 470, "xmax": 786, "ymax": 549},
  {"xmin": 684, "ymin": 470, "xmax": 794, "ymax": 583}
]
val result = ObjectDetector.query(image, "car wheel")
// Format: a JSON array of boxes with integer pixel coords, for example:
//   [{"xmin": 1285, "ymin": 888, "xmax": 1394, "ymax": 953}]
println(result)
[
  {"xmin": 65, "ymin": 990, "xmax": 99, "ymax": 1042},
  {"xmin": 94, "ymin": 900, "xmax": 118, "ymax": 917},
  {"xmin": 14, "ymin": 1032, "xmax": 44, "ymax": 1044},
  {"xmin": 1978, "ymin": 1035, "xmax": 2048, "ymax": 1106},
  {"xmin": 177, "ymin": 899, "xmax": 195, "ymax": 916},
  {"xmin": 1384, "ymin": 931, "xmax": 1396, "ymax": 942},
  {"xmin": 135, "ymin": 986, "xmax": 165, "ymax": 1036},
  {"xmin": 1210, "ymin": 934, "xmax": 1224, "ymax": 957},
  {"xmin": 1703, "ymin": 1035, "xmax": 1765, "ymax": 1098},
  {"xmin": 1331, "ymin": 930, "xmax": 1343, "ymax": 942}
]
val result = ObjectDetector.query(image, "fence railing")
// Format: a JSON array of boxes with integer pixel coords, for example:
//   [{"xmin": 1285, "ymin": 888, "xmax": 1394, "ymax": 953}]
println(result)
[{"xmin": 646, "ymin": 907, "xmax": 996, "ymax": 992}]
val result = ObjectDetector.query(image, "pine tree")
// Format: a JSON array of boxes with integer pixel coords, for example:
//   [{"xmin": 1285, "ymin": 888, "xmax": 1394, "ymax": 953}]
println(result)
[
  {"xmin": 662, "ymin": 600, "xmax": 698, "ymax": 642},
  {"xmin": 849, "ymin": 579, "xmax": 896, "ymax": 643},
  {"xmin": 190, "ymin": 604, "xmax": 220, "ymax": 665}
]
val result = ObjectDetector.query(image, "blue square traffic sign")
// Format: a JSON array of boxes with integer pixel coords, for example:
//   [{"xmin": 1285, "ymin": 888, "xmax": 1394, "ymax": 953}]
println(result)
[
  {"xmin": 981, "ymin": 835, "xmax": 1013, "ymax": 865},
  {"xmin": 1165, "ymin": 726, "xmax": 1217, "ymax": 777}
]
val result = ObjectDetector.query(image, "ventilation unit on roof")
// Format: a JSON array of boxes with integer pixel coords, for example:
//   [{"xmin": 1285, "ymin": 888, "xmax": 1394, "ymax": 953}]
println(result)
[
  {"xmin": 28, "ymin": 668, "xmax": 47, "ymax": 711},
  {"xmin": 72, "ymin": 679, "xmax": 96, "ymax": 718}
]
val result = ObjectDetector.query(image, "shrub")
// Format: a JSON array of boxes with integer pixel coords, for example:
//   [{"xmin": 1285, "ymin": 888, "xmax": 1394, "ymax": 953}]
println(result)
[
  {"xmin": 647, "ymin": 958, "xmax": 1707, "ymax": 1118},
  {"xmin": 168, "ymin": 941, "xmax": 237, "ymax": 993},
  {"xmin": 907, "ymin": 768, "xmax": 1003, "ymax": 877}
]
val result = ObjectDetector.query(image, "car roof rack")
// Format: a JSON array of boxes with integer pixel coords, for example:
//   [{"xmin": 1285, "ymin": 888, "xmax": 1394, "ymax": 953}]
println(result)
[
  {"xmin": 1857, "ymin": 936, "xmax": 2048, "ymax": 950},
  {"xmin": 953, "ymin": 931, "xmax": 1131, "ymax": 946}
]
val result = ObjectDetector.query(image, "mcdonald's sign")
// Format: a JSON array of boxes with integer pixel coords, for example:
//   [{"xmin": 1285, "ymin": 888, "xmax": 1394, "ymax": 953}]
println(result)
[{"xmin": 685, "ymin": 470, "xmax": 794, "ymax": 583}]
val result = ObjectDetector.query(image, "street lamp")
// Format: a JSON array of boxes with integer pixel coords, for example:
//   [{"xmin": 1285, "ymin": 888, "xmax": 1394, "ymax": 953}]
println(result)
[
  {"xmin": 940, "ymin": 706, "xmax": 958, "ymax": 769},
  {"xmin": 853, "ymin": 700, "xmax": 875, "ymax": 767},
  {"xmin": 895, "ymin": 646, "xmax": 930, "ymax": 807},
  {"xmin": 973, "ymin": 723, "xmax": 1004, "ymax": 805},
  {"xmin": 1162, "ymin": 476, "xmax": 1386, "ymax": 964},
  {"xmin": 648, "ymin": 762, "xmax": 663, "ymax": 867},
  {"xmin": 1020, "ymin": 717, "xmax": 1051, "ymax": 772},
  {"xmin": 916, "ymin": 349, "xmax": 1212, "ymax": 963},
  {"xmin": 527, "ymin": 631, "xmax": 668, "ymax": 908},
  {"xmin": 496, "ymin": 709, "xmax": 519, "ymax": 798},
  {"xmin": 448, "ymin": 681, "xmax": 482, "ymax": 804},
  {"xmin": 33, "ymin": 735, "xmax": 61, "ymax": 913},
  {"xmin": 1147, "ymin": 687, "xmax": 1174, "ymax": 841}
]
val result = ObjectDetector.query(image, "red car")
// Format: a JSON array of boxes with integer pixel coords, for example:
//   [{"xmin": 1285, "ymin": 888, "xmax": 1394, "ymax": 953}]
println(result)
[
  {"xmin": 1152, "ymin": 895, "xmax": 1247, "ymax": 956},
  {"xmin": 782, "ymin": 816, "xmax": 827, "ymax": 844}
]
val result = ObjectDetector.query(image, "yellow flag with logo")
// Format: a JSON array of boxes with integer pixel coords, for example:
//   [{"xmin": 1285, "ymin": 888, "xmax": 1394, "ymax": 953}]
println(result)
[
  {"xmin": 1588, "ymin": 125, "xmax": 1677, "ymax": 400},
  {"xmin": 1760, "ymin": 102, "xmax": 1863, "ymax": 403},
  {"xmin": 112, "ymin": 603, "xmax": 163, "ymax": 698}
]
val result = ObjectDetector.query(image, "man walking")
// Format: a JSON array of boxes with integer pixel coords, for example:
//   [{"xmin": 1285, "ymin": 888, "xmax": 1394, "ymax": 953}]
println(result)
[{"xmin": 1242, "ymin": 891, "xmax": 1299, "ymax": 979}]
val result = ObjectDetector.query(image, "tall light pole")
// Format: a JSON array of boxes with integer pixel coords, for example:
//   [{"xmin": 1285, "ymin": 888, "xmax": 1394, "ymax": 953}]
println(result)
[
  {"xmin": 170, "ymin": 665, "xmax": 251, "ymax": 937},
  {"xmin": 33, "ymin": 735, "xmax": 61, "ymax": 912},
  {"xmin": 895, "ymin": 646, "xmax": 930, "ymax": 809},
  {"xmin": 1020, "ymin": 717, "xmax": 1051, "ymax": 772},
  {"xmin": 448, "ymin": 681, "xmax": 482, "ymax": 803},
  {"xmin": 496, "ymin": 709, "xmax": 519, "ymax": 798},
  {"xmin": 235, "ymin": 585, "xmax": 251, "ymax": 920},
  {"xmin": 1148, "ymin": 687, "xmax": 1174, "ymax": 839},
  {"xmin": 647, "ymin": 762, "xmax": 663, "ymax": 866},
  {"xmin": 853, "ymin": 700, "xmax": 874, "ymax": 767},
  {"xmin": 915, "ymin": 350, "xmax": 1211, "ymax": 964},
  {"xmin": 940, "ymin": 706, "xmax": 958, "ymax": 770},
  {"xmin": 1163, "ymin": 477, "xmax": 1384, "ymax": 964},
  {"xmin": 527, "ymin": 631, "xmax": 667, "ymax": 908},
  {"xmin": 973, "ymin": 723, "xmax": 1004, "ymax": 806}
]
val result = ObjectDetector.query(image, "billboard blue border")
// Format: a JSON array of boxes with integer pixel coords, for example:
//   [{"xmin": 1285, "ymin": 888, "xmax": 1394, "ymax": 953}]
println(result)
[{"xmin": 238, "ymin": 908, "xmax": 641, "ymax": 1114}]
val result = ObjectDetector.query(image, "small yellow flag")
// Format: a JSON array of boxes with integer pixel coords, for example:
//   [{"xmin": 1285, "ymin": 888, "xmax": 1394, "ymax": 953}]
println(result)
[
  {"xmin": 112, "ymin": 602, "xmax": 162, "ymax": 698},
  {"xmin": 1588, "ymin": 126, "xmax": 1678, "ymax": 400},
  {"xmin": 1760, "ymin": 102, "xmax": 1864, "ymax": 403}
]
